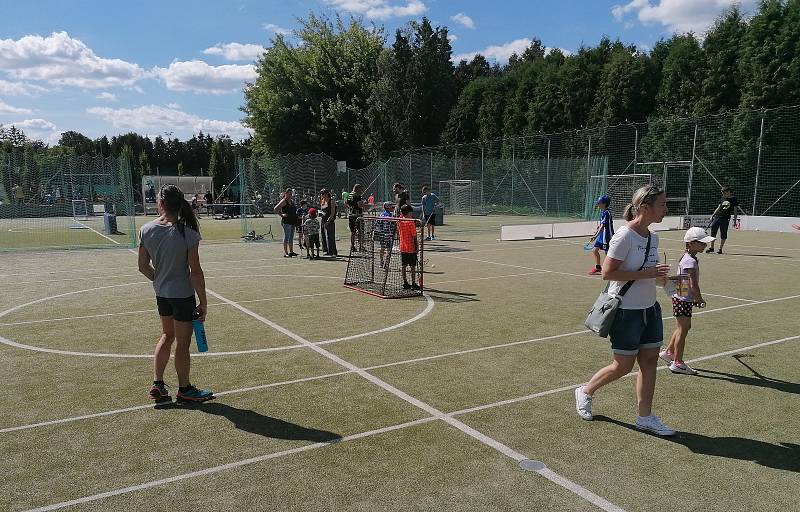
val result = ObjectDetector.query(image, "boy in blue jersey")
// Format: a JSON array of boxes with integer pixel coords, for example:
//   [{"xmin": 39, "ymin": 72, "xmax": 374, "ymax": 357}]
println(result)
[
  {"xmin": 588, "ymin": 195, "xmax": 613, "ymax": 275},
  {"xmin": 420, "ymin": 186, "xmax": 440, "ymax": 241}
]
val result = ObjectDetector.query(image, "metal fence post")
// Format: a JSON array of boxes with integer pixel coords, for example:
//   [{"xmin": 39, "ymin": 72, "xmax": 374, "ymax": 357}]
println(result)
[
  {"xmin": 753, "ymin": 114, "xmax": 765, "ymax": 216},
  {"xmin": 688, "ymin": 123, "xmax": 698, "ymax": 216},
  {"xmin": 545, "ymin": 138, "xmax": 551, "ymax": 216}
]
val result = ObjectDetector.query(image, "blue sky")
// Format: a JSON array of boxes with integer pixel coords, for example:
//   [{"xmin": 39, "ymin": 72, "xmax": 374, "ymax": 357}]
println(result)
[{"xmin": 0, "ymin": 0, "xmax": 759, "ymax": 145}]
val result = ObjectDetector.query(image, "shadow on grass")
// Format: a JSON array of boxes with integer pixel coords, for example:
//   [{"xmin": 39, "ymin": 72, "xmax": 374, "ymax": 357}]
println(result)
[
  {"xmin": 692, "ymin": 354, "xmax": 800, "ymax": 396},
  {"xmin": 423, "ymin": 288, "xmax": 479, "ymax": 303},
  {"xmin": 423, "ymin": 246, "xmax": 471, "ymax": 253},
  {"xmin": 156, "ymin": 402, "xmax": 342, "ymax": 442},
  {"xmin": 594, "ymin": 415, "xmax": 800, "ymax": 472}
]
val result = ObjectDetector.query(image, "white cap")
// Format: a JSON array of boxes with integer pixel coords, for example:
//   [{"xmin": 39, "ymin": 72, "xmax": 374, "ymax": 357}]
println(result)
[{"xmin": 684, "ymin": 226, "xmax": 715, "ymax": 243}]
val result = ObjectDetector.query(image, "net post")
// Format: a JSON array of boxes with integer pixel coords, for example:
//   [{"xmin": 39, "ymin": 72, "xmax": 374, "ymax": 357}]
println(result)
[{"xmin": 753, "ymin": 113, "xmax": 765, "ymax": 216}]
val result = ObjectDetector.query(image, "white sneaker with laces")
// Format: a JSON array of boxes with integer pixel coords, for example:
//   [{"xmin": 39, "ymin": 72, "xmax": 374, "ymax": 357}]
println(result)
[
  {"xmin": 574, "ymin": 386, "xmax": 593, "ymax": 421},
  {"xmin": 669, "ymin": 361, "xmax": 698, "ymax": 375},
  {"xmin": 659, "ymin": 350, "xmax": 674, "ymax": 363},
  {"xmin": 635, "ymin": 414, "xmax": 676, "ymax": 436}
]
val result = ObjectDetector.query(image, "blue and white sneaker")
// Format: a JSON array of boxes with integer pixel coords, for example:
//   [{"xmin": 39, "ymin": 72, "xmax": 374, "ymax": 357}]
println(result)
[{"xmin": 176, "ymin": 385, "xmax": 214, "ymax": 403}]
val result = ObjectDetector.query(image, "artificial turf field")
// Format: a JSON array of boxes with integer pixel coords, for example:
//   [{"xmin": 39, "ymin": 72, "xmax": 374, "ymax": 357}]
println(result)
[{"xmin": 1, "ymin": 214, "xmax": 799, "ymax": 511}]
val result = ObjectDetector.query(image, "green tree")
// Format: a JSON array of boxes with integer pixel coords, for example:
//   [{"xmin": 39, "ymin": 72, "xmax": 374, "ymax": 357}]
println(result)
[
  {"xmin": 591, "ymin": 46, "xmax": 657, "ymax": 125},
  {"xmin": 58, "ymin": 131, "xmax": 95, "ymax": 155},
  {"xmin": 654, "ymin": 34, "xmax": 706, "ymax": 116},
  {"xmin": 739, "ymin": 0, "xmax": 788, "ymax": 108},
  {"xmin": 699, "ymin": 6, "xmax": 746, "ymax": 113}
]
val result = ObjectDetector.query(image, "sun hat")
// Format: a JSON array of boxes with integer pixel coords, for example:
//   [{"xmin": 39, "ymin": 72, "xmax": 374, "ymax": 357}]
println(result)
[{"xmin": 684, "ymin": 226, "xmax": 715, "ymax": 243}]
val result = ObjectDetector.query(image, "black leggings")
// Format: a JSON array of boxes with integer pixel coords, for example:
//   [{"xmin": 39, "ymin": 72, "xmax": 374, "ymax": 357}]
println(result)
[{"xmin": 322, "ymin": 219, "xmax": 338, "ymax": 255}]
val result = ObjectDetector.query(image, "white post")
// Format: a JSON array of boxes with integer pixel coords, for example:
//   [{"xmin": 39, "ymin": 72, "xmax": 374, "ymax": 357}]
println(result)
[
  {"xmin": 454, "ymin": 148, "xmax": 458, "ymax": 180},
  {"xmin": 545, "ymin": 138, "xmax": 551, "ymax": 216},
  {"xmin": 752, "ymin": 114, "xmax": 765, "ymax": 216}
]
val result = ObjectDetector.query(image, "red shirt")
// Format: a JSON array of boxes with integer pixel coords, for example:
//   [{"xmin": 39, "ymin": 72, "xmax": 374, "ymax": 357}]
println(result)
[{"xmin": 397, "ymin": 217, "xmax": 417, "ymax": 253}]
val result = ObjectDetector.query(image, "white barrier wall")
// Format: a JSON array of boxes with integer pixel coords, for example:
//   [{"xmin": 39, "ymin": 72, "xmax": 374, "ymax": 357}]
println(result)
[
  {"xmin": 737, "ymin": 216, "xmax": 800, "ymax": 234},
  {"xmin": 500, "ymin": 216, "xmax": 684, "ymax": 241}
]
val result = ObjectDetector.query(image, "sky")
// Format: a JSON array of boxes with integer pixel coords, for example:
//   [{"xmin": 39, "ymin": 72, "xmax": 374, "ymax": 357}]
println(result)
[{"xmin": 0, "ymin": 0, "xmax": 760, "ymax": 146}]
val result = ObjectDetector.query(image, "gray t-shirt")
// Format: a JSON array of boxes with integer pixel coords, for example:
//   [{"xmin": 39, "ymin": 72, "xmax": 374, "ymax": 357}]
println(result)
[
  {"xmin": 139, "ymin": 220, "xmax": 201, "ymax": 298},
  {"xmin": 606, "ymin": 225, "xmax": 660, "ymax": 310}
]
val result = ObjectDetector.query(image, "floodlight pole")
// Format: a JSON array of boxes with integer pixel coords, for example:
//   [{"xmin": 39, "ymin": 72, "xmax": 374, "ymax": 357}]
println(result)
[
  {"xmin": 430, "ymin": 150, "xmax": 433, "ymax": 190},
  {"xmin": 511, "ymin": 144, "xmax": 515, "ymax": 213},
  {"xmin": 752, "ymin": 114, "xmax": 765, "ymax": 216},
  {"xmin": 454, "ymin": 148, "xmax": 458, "ymax": 180},
  {"xmin": 480, "ymin": 144, "xmax": 485, "ymax": 213}
]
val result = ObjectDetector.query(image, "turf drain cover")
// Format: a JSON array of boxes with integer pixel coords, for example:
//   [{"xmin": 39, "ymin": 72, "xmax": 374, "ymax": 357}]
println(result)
[{"xmin": 519, "ymin": 459, "xmax": 546, "ymax": 471}]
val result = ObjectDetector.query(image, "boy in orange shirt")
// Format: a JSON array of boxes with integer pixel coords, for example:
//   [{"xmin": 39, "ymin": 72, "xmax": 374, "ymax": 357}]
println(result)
[{"xmin": 398, "ymin": 204, "xmax": 420, "ymax": 290}]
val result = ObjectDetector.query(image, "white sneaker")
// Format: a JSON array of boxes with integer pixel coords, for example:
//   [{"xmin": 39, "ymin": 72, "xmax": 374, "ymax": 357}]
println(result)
[
  {"xmin": 574, "ymin": 386, "xmax": 593, "ymax": 421},
  {"xmin": 659, "ymin": 350, "xmax": 674, "ymax": 363},
  {"xmin": 669, "ymin": 361, "xmax": 698, "ymax": 375},
  {"xmin": 635, "ymin": 414, "xmax": 676, "ymax": 436}
]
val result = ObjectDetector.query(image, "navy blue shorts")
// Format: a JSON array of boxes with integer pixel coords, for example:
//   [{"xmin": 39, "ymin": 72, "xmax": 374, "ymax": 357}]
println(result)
[
  {"xmin": 156, "ymin": 296, "xmax": 196, "ymax": 322},
  {"xmin": 609, "ymin": 302, "xmax": 663, "ymax": 356}
]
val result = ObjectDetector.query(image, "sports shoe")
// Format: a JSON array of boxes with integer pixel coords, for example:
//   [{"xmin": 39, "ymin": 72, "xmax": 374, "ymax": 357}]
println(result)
[
  {"xmin": 149, "ymin": 382, "xmax": 170, "ymax": 401},
  {"xmin": 669, "ymin": 361, "xmax": 698, "ymax": 375},
  {"xmin": 635, "ymin": 414, "xmax": 676, "ymax": 436},
  {"xmin": 717, "ymin": 249, "xmax": 723, "ymax": 254},
  {"xmin": 402, "ymin": 282, "xmax": 412, "ymax": 290},
  {"xmin": 705, "ymin": 248, "xmax": 714, "ymax": 253},
  {"xmin": 574, "ymin": 386, "xmax": 593, "ymax": 420},
  {"xmin": 176, "ymin": 385, "xmax": 214, "ymax": 403},
  {"xmin": 658, "ymin": 350, "xmax": 674, "ymax": 363},
  {"xmin": 588, "ymin": 267, "xmax": 602, "ymax": 276}
]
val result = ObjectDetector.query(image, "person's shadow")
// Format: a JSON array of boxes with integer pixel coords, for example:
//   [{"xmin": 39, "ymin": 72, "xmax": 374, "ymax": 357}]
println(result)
[
  {"xmin": 423, "ymin": 288, "xmax": 480, "ymax": 303},
  {"xmin": 156, "ymin": 401, "xmax": 342, "ymax": 442},
  {"xmin": 594, "ymin": 415, "xmax": 800, "ymax": 472},
  {"xmin": 693, "ymin": 354, "xmax": 800, "ymax": 396}
]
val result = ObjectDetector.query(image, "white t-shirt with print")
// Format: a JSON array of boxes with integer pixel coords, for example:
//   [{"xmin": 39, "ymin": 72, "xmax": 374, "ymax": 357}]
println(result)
[{"xmin": 606, "ymin": 225, "xmax": 660, "ymax": 310}]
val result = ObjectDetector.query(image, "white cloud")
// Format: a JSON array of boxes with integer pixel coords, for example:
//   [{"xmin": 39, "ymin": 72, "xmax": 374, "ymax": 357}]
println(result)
[
  {"xmin": 448, "ymin": 34, "xmax": 458, "ymax": 42},
  {"xmin": 0, "ymin": 32, "xmax": 145, "ymax": 88},
  {"xmin": 0, "ymin": 79, "xmax": 47, "ymax": 96},
  {"xmin": 263, "ymin": 23, "xmax": 293, "ymax": 35},
  {"xmin": 611, "ymin": 0, "xmax": 758, "ymax": 34},
  {"xmin": 324, "ymin": 0, "xmax": 427, "ymax": 20},
  {"xmin": 95, "ymin": 92, "xmax": 117, "ymax": 101},
  {"xmin": 454, "ymin": 39, "xmax": 572, "ymax": 64},
  {"xmin": 203, "ymin": 42, "xmax": 266, "ymax": 61},
  {"xmin": 0, "ymin": 99, "xmax": 33, "ymax": 115},
  {"xmin": 166, "ymin": 102, "xmax": 181, "ymax": 109},
  {"xmin": 87, "ymin": 105, "xmax": 252, "ymax": 140},
  {"xmin": 4, "ymin": 118, "xmax": 60, "ymax": 144},
  {"xmin": 152, "ymin": 60, "xmax": 257, "ymax": 94},
  {"xmin": 450, "ymin": 12, "xmax": 475, "ymax": 29}
]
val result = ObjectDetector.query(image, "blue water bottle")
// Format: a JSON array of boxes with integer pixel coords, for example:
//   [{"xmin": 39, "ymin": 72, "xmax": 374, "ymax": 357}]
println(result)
[{"xmin": 192, "ymin": 309, "xmax": 209, "ymax": 353}]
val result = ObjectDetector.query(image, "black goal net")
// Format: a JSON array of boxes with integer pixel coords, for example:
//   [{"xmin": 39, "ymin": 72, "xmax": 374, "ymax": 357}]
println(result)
[{"xmin": 344, "ymin": 216, "xmax": 424, "ymax": 298}]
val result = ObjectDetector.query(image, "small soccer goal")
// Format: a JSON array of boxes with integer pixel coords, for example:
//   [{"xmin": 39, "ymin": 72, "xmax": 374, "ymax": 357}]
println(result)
[
  {"xmin": 344, "ymin": 216, "xmax": 424, "ymax": 299},
  {"xmin": 588, "ymin": 174, "xmax": 662, "ymax": 219},
  {"xmin": 439, "ymin": 180, "xmax": 483, "ymax": 215},
  {"xmin": 69, "ymin": 199, "xmax": 90, "ymax": 229}
]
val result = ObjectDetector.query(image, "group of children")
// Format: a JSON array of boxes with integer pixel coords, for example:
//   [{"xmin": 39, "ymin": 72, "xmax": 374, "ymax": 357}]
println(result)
[{"xmin": 587, "ymin": 188, "xmax": 736, "ymax": 376}]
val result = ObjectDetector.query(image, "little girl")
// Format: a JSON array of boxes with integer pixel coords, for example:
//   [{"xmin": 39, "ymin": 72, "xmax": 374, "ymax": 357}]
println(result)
[{"xmin": 660, "ymin": 227, "xmax": 714, "ymax": 375}]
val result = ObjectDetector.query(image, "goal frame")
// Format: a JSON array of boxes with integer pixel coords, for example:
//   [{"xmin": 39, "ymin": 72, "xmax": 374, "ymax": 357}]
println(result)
[
  {"xmin": 438, "ymin": 180, "xmax": 483, "ymax": 215},
  {"xmin": 344, "ymin": 216, "xmax": 424, "ymax": 299}
]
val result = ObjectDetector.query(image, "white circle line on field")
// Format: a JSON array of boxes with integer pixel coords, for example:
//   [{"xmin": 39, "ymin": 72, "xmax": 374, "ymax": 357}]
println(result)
[{"xmin": 0, "ymin": 280, "xmax": 434, "ymax": 358}]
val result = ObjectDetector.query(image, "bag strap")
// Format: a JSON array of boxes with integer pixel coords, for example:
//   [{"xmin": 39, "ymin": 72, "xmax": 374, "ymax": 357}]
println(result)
[{"xmin": 618, "ymin": 232, "xmax": 651, "ymax": 297}]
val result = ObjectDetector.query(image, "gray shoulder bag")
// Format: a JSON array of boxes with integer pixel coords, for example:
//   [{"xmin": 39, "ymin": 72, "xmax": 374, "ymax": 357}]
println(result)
[{"xmin": 584, "ymin": 233, "xmax": 651, "ymax": 337}]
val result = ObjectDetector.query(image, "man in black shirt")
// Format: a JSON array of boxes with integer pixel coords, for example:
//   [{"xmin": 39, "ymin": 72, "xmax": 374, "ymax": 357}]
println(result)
[
  {"xmin": 706, "ymin": 186, "xmax": 739, "ymax": 254},
  {"xmin": 347, "ymin": 184, "xmax": 366, "ymax": 252},
  {"xmin": 393, "ymin": 182, "xmax": 409, "ymax": 217}
]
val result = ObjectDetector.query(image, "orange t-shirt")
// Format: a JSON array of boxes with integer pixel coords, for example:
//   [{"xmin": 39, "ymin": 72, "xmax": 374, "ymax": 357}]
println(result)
[{"xmin": 397, "ymin": 217, "xmax": 417, "ymax": 253}]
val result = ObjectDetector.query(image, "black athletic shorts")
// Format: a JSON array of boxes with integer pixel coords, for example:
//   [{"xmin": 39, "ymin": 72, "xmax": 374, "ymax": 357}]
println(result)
[
  {"xmin": 424, "ymin": 213, "xmax": 436, "ymax": 226},
  {"xmin": 156, "ymin": 296, "xmax": 197, "ymax": 322},
  {"xmin": 401, "ymin": 252, "xmax": 418, "ymax": 267},
  {"xmin": 710, "ymin": 216, "xmax": 730, "ymax": 240},
  {"xmin": 348, "ymin": 215, "xmax": 362, "ymax": 232},
  {"xmin": 307, "ymin": 233, "xmax": 320, "ymax": 248}
]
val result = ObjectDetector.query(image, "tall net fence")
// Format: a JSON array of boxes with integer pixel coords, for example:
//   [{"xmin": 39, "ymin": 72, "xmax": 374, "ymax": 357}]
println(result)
[{"xmin": 0, "ymin": 152, "xmax": 136, "ymax": 251}]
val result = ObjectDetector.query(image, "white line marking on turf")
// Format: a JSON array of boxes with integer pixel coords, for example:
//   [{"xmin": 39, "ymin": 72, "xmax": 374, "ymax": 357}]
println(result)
[
  {"xmin": 77, "ymin": 221, "xmax": 121, "ymax": 245},
  {"xmin": 203, "ymin": 287, "xmax": 623, "ymax": 512},
  {"xmin": 703, "ymin": 293, "xmax": 757, "ymax": 303},
  {"xmin": 23, "ymin": 331, "xmax": 800, "ymax": 512},
  {"xmin": 659, "ymin": 237, "xmax": 800, "ymax": 252}
]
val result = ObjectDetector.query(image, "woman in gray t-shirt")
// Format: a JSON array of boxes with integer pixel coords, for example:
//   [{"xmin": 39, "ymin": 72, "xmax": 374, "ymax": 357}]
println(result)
[{"xmin": 138, "ymin": 184, "xmax": 213, "ymax": 403}]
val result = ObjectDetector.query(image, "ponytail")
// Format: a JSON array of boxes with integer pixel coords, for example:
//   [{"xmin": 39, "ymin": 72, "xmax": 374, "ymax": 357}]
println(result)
[
  {"xmin": 622, "ymin": 203, "xmax": 636, "ymax": 221},
  {"xmin": 158, "ymin": 184, "xmax": 200, "ymax": 235},
  {"xmin": 179, "ymin": 198, "xmax": 200, "ymax": 233},
  {"xmin": 624, "ymin": 185, "xmax": 664, "ymax": 222}
]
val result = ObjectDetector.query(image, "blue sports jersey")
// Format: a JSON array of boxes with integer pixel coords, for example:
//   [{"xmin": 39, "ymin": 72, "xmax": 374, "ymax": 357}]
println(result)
[{"xmin": 596, "ymin": 210, "xmax": 614, "ymax": 244}]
